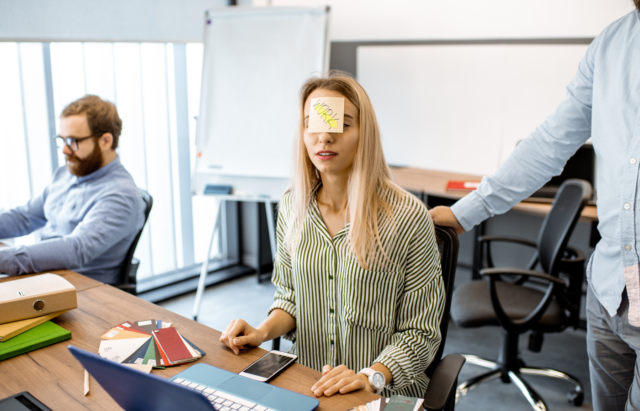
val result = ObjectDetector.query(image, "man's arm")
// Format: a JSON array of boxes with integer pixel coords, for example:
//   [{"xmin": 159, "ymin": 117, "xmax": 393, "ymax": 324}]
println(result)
[
  {"xmin": 0, "ymin": 191, "xmax": 140, "ymax": 275},
  {"xmin": 435, "ymin": 36, "xmax": 599, "ymax": 232},
  {"xmin": 0, "ymin": 189, "xmax": 48, "ymax": 239}
]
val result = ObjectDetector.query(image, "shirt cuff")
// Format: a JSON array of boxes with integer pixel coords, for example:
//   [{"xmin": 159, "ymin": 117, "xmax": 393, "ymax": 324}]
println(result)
[
  {"xmin": 0, "ymin": 247, "xmax": 18, "ymax": 276},
  {"xmin": 374, "ymin": 345, "xmax": 416, "ymax": 391},
  {"xmin": 268, "ymin": 299, "xmax": 297, "ymax": 342},
  {"xmin": 450, "ymin": 191, "xmax": 493, "ymax": 232}
]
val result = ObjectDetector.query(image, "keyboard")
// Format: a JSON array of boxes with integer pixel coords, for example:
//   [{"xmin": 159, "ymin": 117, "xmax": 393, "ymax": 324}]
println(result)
[{"xmin": 172, "ymin": 377, "xmax": 276, "ymax": 411}]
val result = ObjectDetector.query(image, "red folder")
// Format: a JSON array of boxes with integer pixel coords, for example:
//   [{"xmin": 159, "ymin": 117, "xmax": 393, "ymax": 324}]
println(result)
[
  {"xmin": 152, "ymin": 328, "xmax": 192, "ymax": 364},
  {"xmin": 446, "ymin": 181, "xmax": 481, "ymax": 192}
]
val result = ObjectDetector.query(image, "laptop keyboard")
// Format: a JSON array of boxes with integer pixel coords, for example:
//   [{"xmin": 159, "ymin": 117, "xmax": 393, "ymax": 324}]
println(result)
[{"xmin": 172, "ymin": 378, "xmax": 276, "ymax": 411}]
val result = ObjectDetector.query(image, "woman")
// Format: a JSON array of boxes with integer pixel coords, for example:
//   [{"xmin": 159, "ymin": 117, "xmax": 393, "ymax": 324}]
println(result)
[{"xmin": 220, "ymin": 72, "xmax": 445, "ymax": 398}]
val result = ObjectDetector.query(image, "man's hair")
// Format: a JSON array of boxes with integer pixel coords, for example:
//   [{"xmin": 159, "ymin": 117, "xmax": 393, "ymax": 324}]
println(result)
[{"xmin": 61, "ymin": 95, "xmax": 122, "ymax": 150}]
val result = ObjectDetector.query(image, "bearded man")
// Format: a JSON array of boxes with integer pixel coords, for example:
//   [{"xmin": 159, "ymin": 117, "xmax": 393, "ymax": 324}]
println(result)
[
  {"xmin": 0, "ymin": 95, "xmax": 144, "ymax": 284},
  {"xmin": 431, "ymin": 4, "xmax": 640, "ymax": 410}
]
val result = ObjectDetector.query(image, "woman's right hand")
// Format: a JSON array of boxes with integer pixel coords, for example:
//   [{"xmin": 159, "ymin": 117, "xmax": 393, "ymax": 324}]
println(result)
[{"xmin": 219, "ymin": 319, "xmax": 265, "ymax": 355}]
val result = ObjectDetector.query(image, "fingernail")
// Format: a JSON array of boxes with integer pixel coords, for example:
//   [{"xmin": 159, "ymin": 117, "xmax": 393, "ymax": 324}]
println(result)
[
  {"xmin": 314, "ymin": 390, "xmax": 321, "ymax": 396},
  {"xmin": 233, "ymin": 338, "xmax": 240, "ymax": 344}
]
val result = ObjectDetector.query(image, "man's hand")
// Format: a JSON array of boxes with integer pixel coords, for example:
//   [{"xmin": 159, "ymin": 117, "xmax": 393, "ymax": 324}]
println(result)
[
  {"xmin": 429, "ymin": 206, "xmax": 465, "ymax": 235},
  {"xmin": 311, "ymin": 365, "xmax": 372, "ymax": 397},
  {"xmin": 219, "ymin": 319, "xmax": 265, "ymax": 355}
]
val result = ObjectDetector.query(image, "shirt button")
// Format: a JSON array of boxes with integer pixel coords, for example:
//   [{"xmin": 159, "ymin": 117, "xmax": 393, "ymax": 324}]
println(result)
[
  {"xmin": 632, "ymin": 158, "xmax": 637, "ymax": 165},
  {"xmin": 625, "ymin": 203, "xmax": 631, "ymax": 210},
  {"xmin": 330, "ymin": 340, "xmax": 334, "ymax": 345},
  {"xmin": 329, "ymin": 308, "xmax": 334, "ymax": 314},
  {"xmin": 329, "ymin": 275, "xmax": 333, "ymax": 280},
  {"xmin": 626, "ymin": 244, "xmax": 632, "ymax": 251}
]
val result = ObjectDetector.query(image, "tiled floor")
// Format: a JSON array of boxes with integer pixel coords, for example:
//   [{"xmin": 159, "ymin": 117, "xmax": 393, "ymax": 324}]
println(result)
[{"xmin": 159, "ymin": 270, "xmax": 593, "ymax": 411}]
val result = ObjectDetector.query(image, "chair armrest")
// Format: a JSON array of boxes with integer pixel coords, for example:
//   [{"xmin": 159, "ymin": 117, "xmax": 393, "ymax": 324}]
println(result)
[
  {"xmin": 477, "ymin": 236, "xmax": 538, "ymax": 270},
  {"xmin": 481, "ymin": 268, "xmax": 562, "ymax": 333},
  {"xmin": 481, "ymin": 268, "xmax": 566, "ymax": 285},
  {"xmin": 423, "ymin": 354, "xmax": 466, "ymax": 411},
  {"xmin": 478, "ymin": 236, "xmax": 537, "ymax": 248}
]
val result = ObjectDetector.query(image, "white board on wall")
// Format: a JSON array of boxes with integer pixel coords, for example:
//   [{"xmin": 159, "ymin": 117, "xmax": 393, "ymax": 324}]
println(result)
[
  {"xmin": 357, "ymin": 43, "xmax": 588, "ymax": 176},
  {"xmin": 194, "ymin": 6, "xmax": 329, "ymax": 197}
]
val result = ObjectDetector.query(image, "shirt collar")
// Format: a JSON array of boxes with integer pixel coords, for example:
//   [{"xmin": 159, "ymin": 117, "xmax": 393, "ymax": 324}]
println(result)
[
  {"xmin": 309, "ymin": 182, "xmax": 350, "ymax": 240},
  {"xmin": 75, "ymin": 156, "xmax": 121, "ymax": 184}
]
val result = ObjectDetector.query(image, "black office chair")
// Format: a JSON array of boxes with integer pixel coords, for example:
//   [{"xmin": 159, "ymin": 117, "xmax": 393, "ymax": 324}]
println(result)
[
  {"xmin": 271, "ymin": 225, "xmax": 465, "ymax": 410},
  {"xmin": 451, "ymin": 179, "xmax": 592, "ymax": 411},
  {"xmin": 114, "ymin": 189, "xmax": 153, "ymax": 295}
]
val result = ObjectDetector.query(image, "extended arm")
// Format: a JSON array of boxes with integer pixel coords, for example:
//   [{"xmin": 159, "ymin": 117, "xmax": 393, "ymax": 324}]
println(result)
[
  {"xmin": 0, "ymin": 191, "xmax": 140, "ymax": 275},
  {"xmin": 0, "ymin": 189, "xmax": 48, "ymax": 239},
  {"xmin": 450, "ymin": 36, "xmax": 598, "ymax": 231}
]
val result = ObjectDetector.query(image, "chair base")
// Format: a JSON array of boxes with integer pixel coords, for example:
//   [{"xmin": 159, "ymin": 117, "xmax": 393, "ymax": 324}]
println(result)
[{"xmin": 455, "ymin": 333, "xmax": 584, "ymax": 411}]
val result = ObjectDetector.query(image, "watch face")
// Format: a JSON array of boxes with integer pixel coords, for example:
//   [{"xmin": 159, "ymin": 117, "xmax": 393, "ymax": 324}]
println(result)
[{"xmin": 372, "ymin": 372, "xmax": 385, "ymax": 388}]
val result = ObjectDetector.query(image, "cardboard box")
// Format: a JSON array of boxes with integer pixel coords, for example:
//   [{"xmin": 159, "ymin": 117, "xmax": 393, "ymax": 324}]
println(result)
[{"xmin": 0, "ymin": 274, "xmax": 77, "ymax": 324}]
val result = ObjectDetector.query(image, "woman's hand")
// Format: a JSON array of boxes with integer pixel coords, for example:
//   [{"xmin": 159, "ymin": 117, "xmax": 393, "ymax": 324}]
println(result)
[
  {"xmin": 219, "ymin": 319, "xmax": 265, "ymax": 355},
  {"xmin": 429, "ymin": 206, "xmax": 465, "ymax": 235},
  {"xmin": 311, "ymin": 365, "xmax": 372, "ymax": 397}
]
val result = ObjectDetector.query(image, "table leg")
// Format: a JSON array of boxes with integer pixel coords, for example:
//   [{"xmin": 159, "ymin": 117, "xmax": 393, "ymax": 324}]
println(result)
[{"xmin": 192, "ymin": 198, "xmax": 224, "ymax": 321}]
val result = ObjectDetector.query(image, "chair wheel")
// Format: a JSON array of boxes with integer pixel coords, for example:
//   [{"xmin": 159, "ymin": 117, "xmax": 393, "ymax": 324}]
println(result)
[{"xmin": 567, "ymin": 391, "xmax": 584, "ymax": 407}]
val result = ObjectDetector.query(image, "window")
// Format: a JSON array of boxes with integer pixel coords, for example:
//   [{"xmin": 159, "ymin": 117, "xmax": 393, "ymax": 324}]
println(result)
[{"xmin": 0, "ymin": 41, "xmax": 228, "ymax": 286}]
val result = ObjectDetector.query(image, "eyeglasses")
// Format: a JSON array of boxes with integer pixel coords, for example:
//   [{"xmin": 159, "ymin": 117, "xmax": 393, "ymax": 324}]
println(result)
[{"xmin": 54, "ymin": 135, "xmax": 98, "ymax": 152}]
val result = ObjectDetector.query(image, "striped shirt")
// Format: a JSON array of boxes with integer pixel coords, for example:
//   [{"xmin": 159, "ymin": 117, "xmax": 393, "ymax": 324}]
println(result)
[{"xmin": 269, "ymin": 184, "xmax": 445, "ymax": 397}]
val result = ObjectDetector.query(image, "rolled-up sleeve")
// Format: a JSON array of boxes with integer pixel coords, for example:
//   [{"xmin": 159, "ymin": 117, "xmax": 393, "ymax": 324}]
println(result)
[
  {"xmin": 451, "ymin": 34, "xmax": 598, "ymax": 232},
  {"xmin": 375, "ymin": 209, "xmax": 445, "ymax": 391},
  {"xmin": 268, "ymin": 193, "xmax": 297, "ymax": 341},
  {"xmin": 0, "ymin": 191, "xmax": 139, "ymax": 276}
]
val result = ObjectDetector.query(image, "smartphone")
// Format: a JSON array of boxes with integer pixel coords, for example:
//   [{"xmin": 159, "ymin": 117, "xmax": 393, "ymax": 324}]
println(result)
[{"xmin": 239, "ymin": 350, "xmax": 298, "ymax": 382}]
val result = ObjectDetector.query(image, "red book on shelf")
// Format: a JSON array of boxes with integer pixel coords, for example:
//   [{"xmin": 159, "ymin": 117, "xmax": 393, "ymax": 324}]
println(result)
[{"xmin": 446, "ymin": 181, "xmax": 481, "ymax": 192}]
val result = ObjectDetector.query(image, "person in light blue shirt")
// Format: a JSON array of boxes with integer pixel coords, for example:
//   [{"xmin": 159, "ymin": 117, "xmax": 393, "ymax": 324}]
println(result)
[
  {"xmin": 431, "ymin": 6, "xmax": 640, "ymax": 411},
  {"xmin": 0, "ymin": 95, "xmax": 144, "ymax": 285}
]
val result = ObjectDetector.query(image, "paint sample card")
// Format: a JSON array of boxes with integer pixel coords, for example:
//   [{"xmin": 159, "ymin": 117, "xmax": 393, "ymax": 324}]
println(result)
[
  {"xmin": 308, "ymin": 97, "xmax": 344, "ymax": 133},
  {"xmin": 98, "ymin": 337, "xmax": 150, "ymax": 363}
]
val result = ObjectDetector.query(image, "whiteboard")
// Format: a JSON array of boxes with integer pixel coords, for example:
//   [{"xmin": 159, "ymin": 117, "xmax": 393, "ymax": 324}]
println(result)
[
  {"xmin": 194, "ymin": 7, "xmax": 329, "ymax": 197},
  {"xmin": 357, "ymin": 44, "xmax": 588, "ymax": 176}
]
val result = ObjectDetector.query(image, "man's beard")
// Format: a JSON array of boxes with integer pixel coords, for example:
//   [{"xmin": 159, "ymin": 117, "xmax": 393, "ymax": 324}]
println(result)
[{"xmin": 65, "ymin": 142, "xmax": 103, "ymax": 177}]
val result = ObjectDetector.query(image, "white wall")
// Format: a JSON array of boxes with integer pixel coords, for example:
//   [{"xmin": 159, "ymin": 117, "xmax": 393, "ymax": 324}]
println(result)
[
  {"xmin": 260, "ymin": 0, "xmax": 635, "ymax": 40},
  {"xmin": 0, "ymin": 0, "xmax": 230, "ymax": 42}
]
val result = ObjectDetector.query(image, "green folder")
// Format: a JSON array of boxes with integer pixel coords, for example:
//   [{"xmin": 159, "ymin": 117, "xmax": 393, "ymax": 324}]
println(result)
[{"xmin": 0, "ymin": 321, "xmax": 71, "ymax": 361}]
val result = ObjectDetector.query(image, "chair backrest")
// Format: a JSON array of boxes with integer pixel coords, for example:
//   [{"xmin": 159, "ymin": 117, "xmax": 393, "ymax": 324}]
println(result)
[
  {"xmin": 425, "ymin": 225, "xmax": 459, "ymax": 380},
  {"xmin": 536, "ymin": 179, "xmax": 592, "ymax": 276},
  {"xmin": 118, "ymin": 189, "xmax": 153, "ymax": 285}
]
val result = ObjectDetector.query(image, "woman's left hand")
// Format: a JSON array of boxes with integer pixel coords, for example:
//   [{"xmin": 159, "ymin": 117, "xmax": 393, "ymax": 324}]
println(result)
[{"xmin": 311, "ymin": 365, "xmax": 373, "ymax": 397}]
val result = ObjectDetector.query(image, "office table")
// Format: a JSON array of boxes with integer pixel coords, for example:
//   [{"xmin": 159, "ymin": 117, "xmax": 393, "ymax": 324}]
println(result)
[
  {"xmin": 0, "ymin": 271, "xmax": 378, "ymax": 410},
  {"xmin": 390, "ymin": 167, "xmax": 598, "ymax": 222}
]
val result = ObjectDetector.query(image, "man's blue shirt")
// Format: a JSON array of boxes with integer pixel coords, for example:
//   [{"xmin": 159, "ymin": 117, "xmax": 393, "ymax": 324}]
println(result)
[
  {"xmin": 0, "ymin": 156, "xmax": 144, "ymax": 284},
  {"xmin": 451, "ymin": 10, "xmax": 640, "ymax": 319}
]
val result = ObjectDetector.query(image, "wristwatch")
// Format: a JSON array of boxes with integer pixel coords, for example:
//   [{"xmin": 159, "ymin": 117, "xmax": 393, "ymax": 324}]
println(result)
[{"xmin": 359, "ymin": 368, "xmax": 385, "ymax": 395}]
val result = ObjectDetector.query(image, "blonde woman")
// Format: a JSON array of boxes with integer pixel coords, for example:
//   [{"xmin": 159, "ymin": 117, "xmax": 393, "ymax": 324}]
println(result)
[{"xmin": 220, "ymin": 72, "xmax": 445, "ymax": 398}]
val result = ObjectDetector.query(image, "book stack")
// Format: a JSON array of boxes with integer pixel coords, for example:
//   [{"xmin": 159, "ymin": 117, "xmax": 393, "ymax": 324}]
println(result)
[
  {"xmin": 0, "ymin": 311, "xmax": 70, "ymax": 361},
  {"xmin": 98, "ymin": 319, "xmax": 205, "ymax": 368},
  {"xmin": 353, "ymin": 395, "xmax": 424, "ymax": 411}
]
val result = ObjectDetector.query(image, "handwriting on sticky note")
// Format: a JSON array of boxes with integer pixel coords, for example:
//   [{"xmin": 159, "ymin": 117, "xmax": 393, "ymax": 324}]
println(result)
[{"xmin": 308, "ymin": 97, "xmax": 344, "ymax": 133}]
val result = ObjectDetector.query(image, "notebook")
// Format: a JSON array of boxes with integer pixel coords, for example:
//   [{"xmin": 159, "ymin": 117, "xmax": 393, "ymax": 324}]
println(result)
[
  {"xmin": 0, "ymin": 311, "xmax": 68, "ymax": 342},
  {"xmin": 0, "ymin": 321, "xmax": 71, "ymax": 361}
]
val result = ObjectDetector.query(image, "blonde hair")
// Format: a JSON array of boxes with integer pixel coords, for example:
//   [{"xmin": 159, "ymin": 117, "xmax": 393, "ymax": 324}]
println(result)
[{"xmin": 285, "ymin": 71, "xmax": 404, "ymax": 270}]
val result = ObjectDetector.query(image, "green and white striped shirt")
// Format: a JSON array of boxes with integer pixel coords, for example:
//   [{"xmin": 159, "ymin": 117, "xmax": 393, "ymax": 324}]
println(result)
[{"xmin": 269, "ymin": 184, "xmax": 445, "ymax": 397}]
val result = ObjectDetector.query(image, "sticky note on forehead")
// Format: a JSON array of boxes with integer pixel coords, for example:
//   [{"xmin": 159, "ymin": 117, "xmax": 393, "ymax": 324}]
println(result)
[{"xmin": 308, "ymin": 97, "xmax": 344, "ymax": 133}]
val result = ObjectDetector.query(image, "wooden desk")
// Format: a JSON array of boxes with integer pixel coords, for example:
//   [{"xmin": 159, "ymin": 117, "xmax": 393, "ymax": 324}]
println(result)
[
  {"xmin": 0, "ymin": 272, "xmax": 378, "ymax": 410},
  {"xmin": 391, "ymin": 167, "xmax": 598, "ymax": 222}
]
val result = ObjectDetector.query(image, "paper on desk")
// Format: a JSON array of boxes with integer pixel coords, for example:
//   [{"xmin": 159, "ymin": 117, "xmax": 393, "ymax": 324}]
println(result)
[
  {"xmin": 308, "ymin": 97, "xmax": 344, "ymax": 133},
  {"xmin": 99, "ymin": 337, "xmax": 150, "ymax": 363},
  {"xmin": 84, "ymin": 369, "xmax": 90, "ymax": 396}
]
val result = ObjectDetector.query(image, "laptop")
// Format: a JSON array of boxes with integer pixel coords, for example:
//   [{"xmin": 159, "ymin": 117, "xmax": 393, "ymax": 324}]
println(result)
[{"xmin": 68, "ymin": 346, "xmax": 319, "ymax": 411}]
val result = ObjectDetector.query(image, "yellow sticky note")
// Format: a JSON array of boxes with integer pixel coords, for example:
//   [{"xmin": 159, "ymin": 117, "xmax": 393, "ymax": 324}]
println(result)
[{"xmin": 308, "ymin": 97, "xmax": 344, "ymax": 133}]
